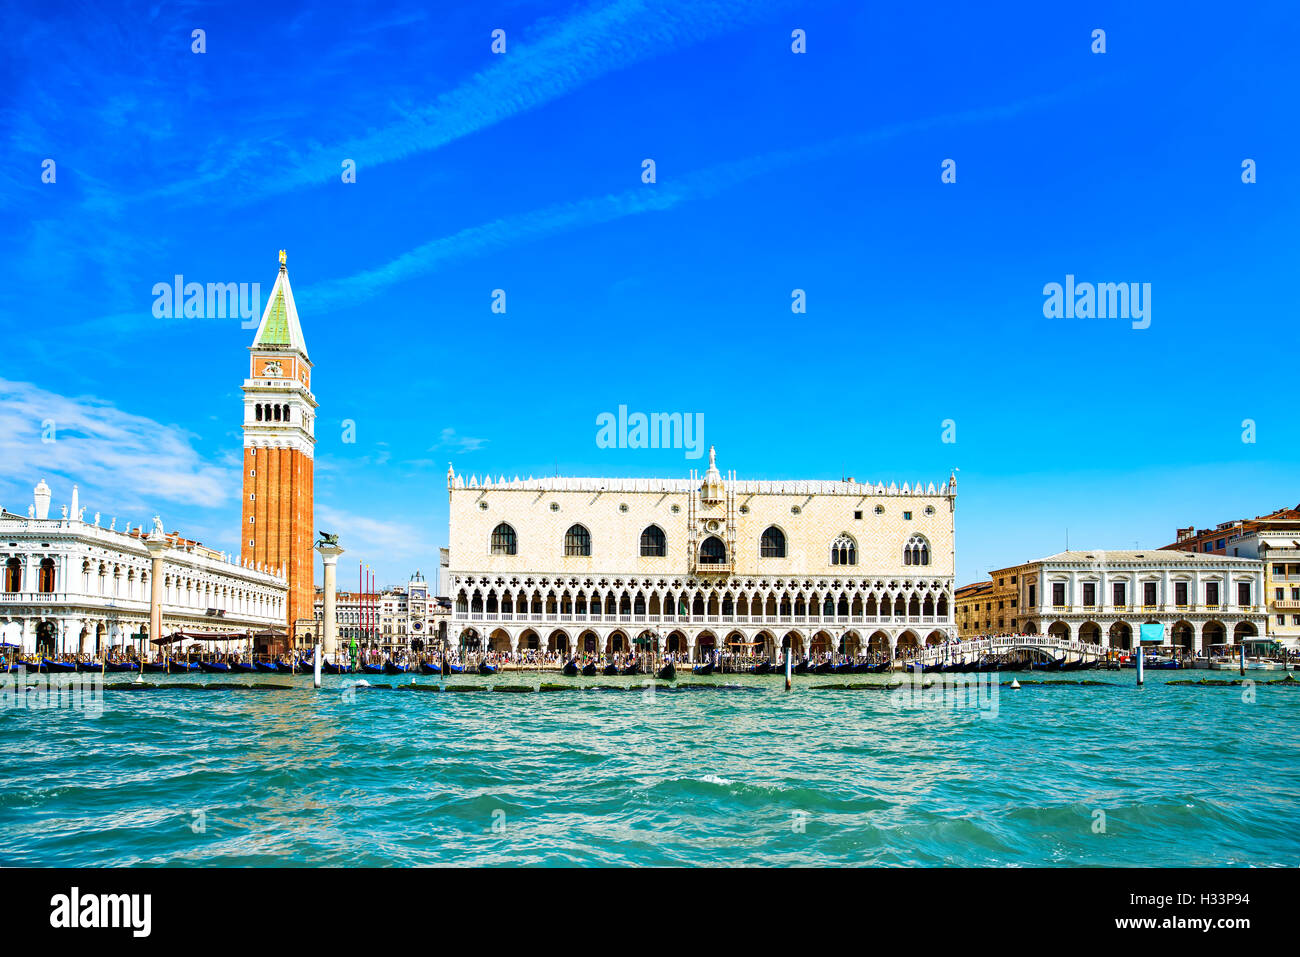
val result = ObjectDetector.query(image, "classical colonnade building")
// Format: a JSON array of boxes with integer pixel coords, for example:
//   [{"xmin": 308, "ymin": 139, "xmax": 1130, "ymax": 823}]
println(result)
[
  {"xmin": 445, "ymin": 449, "xmax": 957, "ymax": 661},
  {"xmin": 1, "ymin": 480, "xmax": 288, "ymax": 655},
  {"xmin": 975, "ymin": 550, "xmax": 1266, "ymax": 652}
]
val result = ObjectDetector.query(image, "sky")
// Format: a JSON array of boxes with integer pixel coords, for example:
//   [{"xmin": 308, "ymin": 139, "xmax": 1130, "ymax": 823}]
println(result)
[{"xmin": 1, "ymin": 0, "xmax": 1297, "ymax": 591}]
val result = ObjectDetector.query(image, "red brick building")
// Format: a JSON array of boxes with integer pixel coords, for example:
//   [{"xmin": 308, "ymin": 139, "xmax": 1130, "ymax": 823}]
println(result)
[{"xmin": 240, "ymin": 251, "xmax": 317, "ymax": 641}]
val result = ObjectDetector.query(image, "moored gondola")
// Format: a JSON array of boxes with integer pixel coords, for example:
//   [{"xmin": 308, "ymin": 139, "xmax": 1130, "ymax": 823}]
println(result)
[
  {"xmin": 833, "ymin": 662, "xmax": 855, "ymax": 674},
  {"xmin": 418, "ymin": 662, "xmax": 441, "ymax": 676},
  {"xmin": 478, "ymin": 661, "xmax": 497, "ymax": 675},
  {"xmin": 692, "ymin": 662, "xmax": 714, "ymax": 676},
  {"xmin": 383, "ymin": 661, "xmax": 408, "ymax": 675},
  {"xmin": 360, "ymin": 663, "xmax": 383, "ymax": 675},
  {"xmin": 105, "ymin": 661, "xmax": 139, "ymax": 672},
  {"xmin": 561, "ymin": 660, "xmax": 579, "ymax": 677},
  {"xmin": 199, "ymin": 660, "xmax": 230, "ymax": 673},
  {"xmin": 28, "ymin": 659, "xmax": 77, "ymax": 673},
  {"xmin": 441, "ymin": 660, "xmax": 463, "ymax": 675},
  {"xmin": 656, "ymin": 661, "xmax": 677, "ymax": 680},
  {"xmin": 620, "ymin": 661, "xmax": 644, "ymax": 676},
  {"xmin": 603, "ymin": 662, "xmax": 620, "ymax": 675},
  {"xmin": 230, "ymin": 660, "xmax": 257, "ymax": 673},
  {"xmin": 581, "ymin": 662, "xmax": 597, "ymax": 676},
  {"xmin": 793, "ymin": 658, "xmax": 810, "ymax": 675},
  {"xmin": 253, "ymin": 660, "xmax": 279, "ymax": 673},
  {"xmin": 750, "ymin": 660, "xmax": 774, "ymax": 675}
]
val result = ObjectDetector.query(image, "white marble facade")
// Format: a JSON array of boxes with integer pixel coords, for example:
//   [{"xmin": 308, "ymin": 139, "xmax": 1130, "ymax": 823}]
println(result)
[
  {"xmin": 446, "ymin": 449, "xmax": 958, "ymax": 661},
  {"xmin": 1005, "ymin": 550, "xmax": 1266, "ymax": 652},
  {"xmin": 1, "ymin": 481, "xmax": 288, "ymax": 655}
]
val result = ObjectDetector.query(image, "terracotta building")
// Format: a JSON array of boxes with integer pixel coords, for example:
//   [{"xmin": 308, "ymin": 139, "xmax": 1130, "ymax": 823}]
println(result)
[
  {"xmin": 240, "ymin": 251, "xmax": 317, "ymax": 639},
  {"xmin": 1163, "ymin": 503, "xmax": 1300, "ymax": 647}
]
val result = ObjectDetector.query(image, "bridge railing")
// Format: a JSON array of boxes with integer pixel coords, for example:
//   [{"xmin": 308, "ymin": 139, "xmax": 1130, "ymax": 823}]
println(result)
[{"xmin": 910, "ymin": 636, "xmax": 1108, "ymax": 664}]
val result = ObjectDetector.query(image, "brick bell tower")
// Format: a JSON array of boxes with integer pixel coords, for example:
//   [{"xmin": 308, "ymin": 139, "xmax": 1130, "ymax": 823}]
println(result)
[{"xmin": 241, "ymin": 250, "xmax": 316, "ymax": 646}]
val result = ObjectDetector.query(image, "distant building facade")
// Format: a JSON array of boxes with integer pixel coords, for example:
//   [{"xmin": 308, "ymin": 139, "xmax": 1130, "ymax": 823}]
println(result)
[
  {"xmin": 306, "ymin": 570, "xmax": 450, "ymax": 654},
  {"xmin": 1163, "ymin": 504, "xmax": 1300, "ymax": 647},
  {"xmin": 978, "ymin": 550, "xmax": 1265, "ymax": 651},
  {"xmin": 446, "ymin": 448, "xmax": 958, "ymax": 661},
  {"xmin": 1, "ymin": 480, "xmax": 288, "ymax": 655}
]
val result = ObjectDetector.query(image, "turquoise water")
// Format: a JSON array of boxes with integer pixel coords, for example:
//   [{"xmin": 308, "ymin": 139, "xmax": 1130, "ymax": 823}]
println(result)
[{"xmin": 1, "ymin": 671, "xmax": 1297, "ymax": 866}]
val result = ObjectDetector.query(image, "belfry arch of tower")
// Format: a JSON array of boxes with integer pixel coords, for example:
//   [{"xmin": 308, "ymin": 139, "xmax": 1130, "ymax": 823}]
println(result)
[{"xmin": 241, "ymin": 250, "xmax": 317, "ymax": 646}]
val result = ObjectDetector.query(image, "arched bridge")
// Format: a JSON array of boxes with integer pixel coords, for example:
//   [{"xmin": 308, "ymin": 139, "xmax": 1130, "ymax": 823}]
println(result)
[{"xmin": 911, "ymin": 635, "xmax": 1109, "ymax": 666}]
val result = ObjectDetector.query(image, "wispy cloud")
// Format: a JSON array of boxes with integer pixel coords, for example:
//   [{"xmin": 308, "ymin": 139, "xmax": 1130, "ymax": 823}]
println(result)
[
  {"xmin": 435, "ymin": 428, "xmax": 489, "ymax": 453},
  {"xmin": 307, "ymin": 84, "xmax": 1087, "ymax": 311},
  {"xmin": 314, "ymin": 503, "xmax": 432, "ymax": 565},
  {"xmin": 139, "ymin": 0, "xmax": 791, "ymax": 206},
  {"xmin": 0, "ymin": 377, "xmax": 231, "ymax": 514}
]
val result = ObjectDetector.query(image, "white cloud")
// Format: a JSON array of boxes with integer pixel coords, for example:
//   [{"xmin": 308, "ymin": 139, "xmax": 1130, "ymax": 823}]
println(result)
[
  {"xmin": 314, "ymin": 504, "xmax": 433, "ymax": 564},
  {"xmin": 435, "ymin": 428, "xmax": 488, "ymax": 453},
  {"xmin": 0, "ymin": 377, "xmax": 231, "ymax": 514}
]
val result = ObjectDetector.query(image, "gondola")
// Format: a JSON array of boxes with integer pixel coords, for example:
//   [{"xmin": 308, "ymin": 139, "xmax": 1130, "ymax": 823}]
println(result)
[
  {"xmin": 851, "ymin": 661, "xmax": 874, "ymax": 674},
  {"xmin": 360, "ymin": 663, "xmax": 384, "ymax": 674},
  {"xmin": 199, "ymin": 660, "xmax": 230, "ymax": 673},
  {"xmin": 418, "ymin": 662, "xmax": 441, "ymax": 676},
  {"xmin": 142, "ymin": 661, "xmax": 167, "ymax": 673},
  {"xmin": 478, "ymin": 661, "xmax": 497, "ymax": 675},
  {"xmin": 441, "ymin": 661, "xmax": 463, "ymax": 675},
  {"xmin": 561, "ymin": 660, "xmax": 579, "ymax": 676},
  {"xmin": 76, "ymin": 661, "xmax": 101, "ymax": 673},
  {"xmin": 793, "ymin": 658, "xmax": 810, "ymax": 675},
  {"xmin": 581, "ymin": 662, "xmax": 597, "ymax": 676},
  {"xmin": 656, "ymin": 662, "xmax": 677, "ymax": 680},
  {"xmin": 383, "ymin": 661, "xmax": 408, "ymax": 675},
  {"xmin": 750, "ymin": 660, "xmax": 774, "ymax": 675},
  {"xmin": 253, "ymin": 660, "xmax": 280, "ymax": 673},
  {"xmin": 3, "ymin": 662, "xmax": 23, "ymax": 673},
  {"xmin": 230, "ymin": 661, "xmax": 257, "ymax": 673},
  {"xmin": 692, "ymin": 662, "xmax": 714, "ymax": 676},
  {"xmin": 170, "ymin": 659, "xmax": 202, "ymax": 673},
  {"xmin": 34, "ymin": 659, "xmax": 78, "ymax": 673},
  {"xmin": 620, "ymin": 662, "xmax": 644, "ymax": 676},
  {"xmin": 869, "ymin": 661, "xmax": 892, "ymax": 673},
  {"xmin": 105, "ymin": 661, "xmax": 139, "ymax": 672},
  {"xmin": 832, "ymin": 662, "xmax": 855, "ymax": 674},
  {"xmin": 322, "ymin": 660, "xmax": 353, "ymax": 675},
  {"xmin": 603, "ymin": 662, "xmax": 620, "ymax": 675}
]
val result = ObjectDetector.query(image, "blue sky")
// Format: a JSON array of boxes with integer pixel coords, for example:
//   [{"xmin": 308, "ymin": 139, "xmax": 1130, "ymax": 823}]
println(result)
[{"xmin": 1, "ymin": 0, "xmax": 1297, "ymax": 590}]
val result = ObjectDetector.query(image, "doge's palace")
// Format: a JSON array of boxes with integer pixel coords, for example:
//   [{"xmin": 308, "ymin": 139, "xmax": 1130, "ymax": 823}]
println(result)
[{"xmin": 446, "ymin": 448, "xmax": 957, "ymax": 661}]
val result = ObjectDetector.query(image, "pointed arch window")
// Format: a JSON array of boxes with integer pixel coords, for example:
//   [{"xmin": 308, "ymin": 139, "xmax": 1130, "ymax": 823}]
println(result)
[
  {"xmin": 490, "ymin": 523, "xmax": 517, "ymax": 555},
  {"xmin": 830, "ymin": 534, "xmax": 857, "ymax": 566},
  {"xmin": 640, "ymin": 525, "xmax": 666, "ymax": 557},
  {"xmin": 760, "ymin": 526, "xmax": 786, "ymax": 558},
  {"xmin": 564, "ymin": 525, "xmax": 591, "ymax": 557},
  {"xmin": 904, "ymin": 535, "xmax": 930, "ymax": 566},
  {"xmin": 699, "ymin": 536, "xmax": 727, "ymax": 565}
]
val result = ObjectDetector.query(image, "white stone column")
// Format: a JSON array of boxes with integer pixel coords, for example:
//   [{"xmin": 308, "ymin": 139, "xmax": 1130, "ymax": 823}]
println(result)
[
  {"xmin": 144, "ymin": 536, "xmax": 169, "ymax": 647},
  {"xmin": 317, "ymin": 543, "xmax": 344, "ymax": 659}
]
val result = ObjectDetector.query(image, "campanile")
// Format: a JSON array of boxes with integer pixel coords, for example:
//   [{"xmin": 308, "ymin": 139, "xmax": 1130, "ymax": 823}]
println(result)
[{"xmin": 241, "ymin": 250, "xmax": 316, "ymax": 640}]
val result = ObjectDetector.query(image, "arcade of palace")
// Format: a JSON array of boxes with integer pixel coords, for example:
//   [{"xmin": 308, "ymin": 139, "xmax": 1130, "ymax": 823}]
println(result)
[{"xmin": 445, "ymin": 448, "xmax": 958, "ymax": 660}]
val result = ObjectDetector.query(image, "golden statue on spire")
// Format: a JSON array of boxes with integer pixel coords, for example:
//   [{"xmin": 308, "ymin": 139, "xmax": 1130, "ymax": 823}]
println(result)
[{"xmin": 278, "ymin": 249, "xmax": 287, "ymax": 267}]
